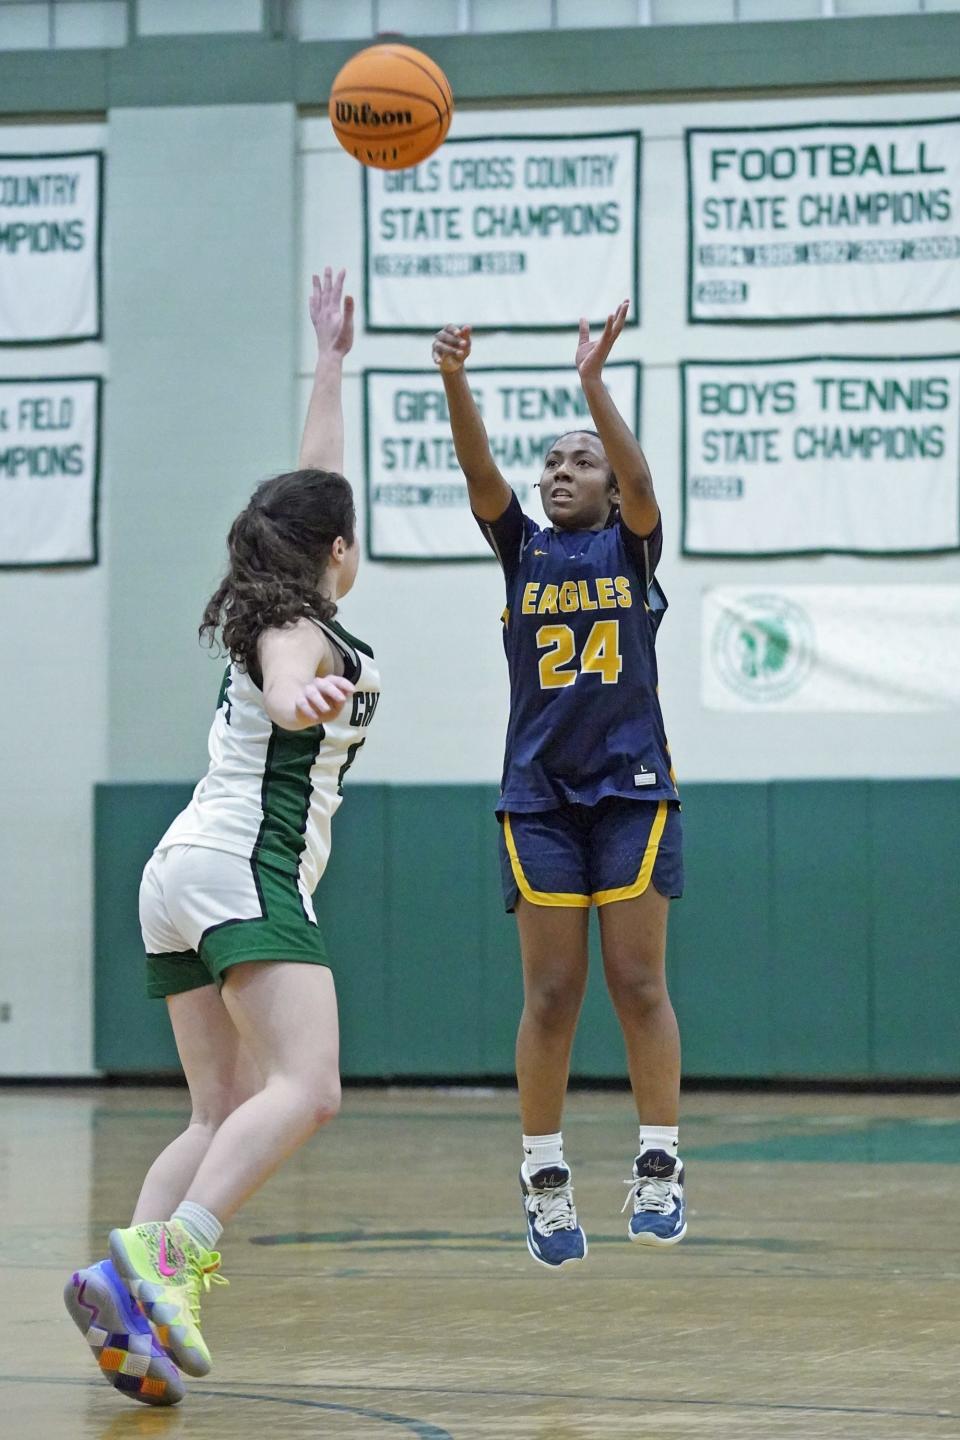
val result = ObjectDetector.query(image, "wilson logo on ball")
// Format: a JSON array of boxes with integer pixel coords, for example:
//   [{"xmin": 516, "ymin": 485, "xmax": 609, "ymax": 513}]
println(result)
[{"xmin": 334, "ymin": 102, "xmax": 414, "ymax": 129}]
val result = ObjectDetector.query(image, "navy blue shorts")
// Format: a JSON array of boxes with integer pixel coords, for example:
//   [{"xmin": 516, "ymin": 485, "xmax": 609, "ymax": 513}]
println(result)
[{"xmin": 499, "ymin": 797, "xmax": 683, "ymax": 912}]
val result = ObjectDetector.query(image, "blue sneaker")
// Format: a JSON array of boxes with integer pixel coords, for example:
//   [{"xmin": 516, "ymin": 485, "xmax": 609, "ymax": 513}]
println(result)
[
  {"xmin": 520, "ymin": 1163, "xmax": 587, "ymax": 1268},
  {"xmin": 64, "ymin": 1258, "xmax": 185, "ymax": 1406},
  {"xmin": 623, "ymin": 1150, "xmax": 687, "ymax": 1246}
]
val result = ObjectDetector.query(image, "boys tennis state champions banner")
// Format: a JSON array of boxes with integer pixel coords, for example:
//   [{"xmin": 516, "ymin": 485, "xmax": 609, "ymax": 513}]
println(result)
[
  {"xmin": 0, "ymin": 377, "xmax": 101, "ymax": 566},
  {"xmin": 364, "ymin": 132, "xmax": 640, "ymax": 331},
  {"xmin": 0, "ymin": 152, "xmax": 103, "ymax": 344},
  {"xmin": 682, "ymin": 356, "xmax": 960, "ymax": 557},
  {"xmin": 365, "ymin": 363, "xmax": 640, "ymax": 560},
  {"xmin": 687, "ymin": 118, "xmax": 960, "ymax": 322}
]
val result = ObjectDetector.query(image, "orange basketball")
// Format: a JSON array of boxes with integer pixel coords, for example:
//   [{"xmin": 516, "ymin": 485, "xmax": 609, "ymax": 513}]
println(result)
[{"xmin": 329, "ymin": 44, "xmax": 453, "ymax": 171}]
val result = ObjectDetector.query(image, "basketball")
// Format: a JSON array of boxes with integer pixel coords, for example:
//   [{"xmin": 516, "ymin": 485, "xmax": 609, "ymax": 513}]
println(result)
[{"xmin": 329, "ymin": 43, "xmax": 454, "ymax": 171}]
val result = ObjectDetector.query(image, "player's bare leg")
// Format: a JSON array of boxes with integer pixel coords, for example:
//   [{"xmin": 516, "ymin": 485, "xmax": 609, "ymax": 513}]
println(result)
[
  {"xmin": 132, "ymin": 986, "xmax": 263, "ymax": 1223},
  {"xmin": 599, "ymin": 888, "xmax": 687, "ymax": 1245},
  {"xmin": 513, "ymin": 899, "xmax": 589, "ymax": 1267}
]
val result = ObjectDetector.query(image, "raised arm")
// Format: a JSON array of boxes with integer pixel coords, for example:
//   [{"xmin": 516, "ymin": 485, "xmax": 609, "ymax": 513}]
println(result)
[
  {"xmin": 299, "ymin": 267, "xmax": 355, "ymax": 473},
  {"xmin": 432, "ymin": 324, "xmax": 512, "ymax": 523},
  {"xmin": 576, "ymin": 300, "xmax": 659, "ymax": 537}
]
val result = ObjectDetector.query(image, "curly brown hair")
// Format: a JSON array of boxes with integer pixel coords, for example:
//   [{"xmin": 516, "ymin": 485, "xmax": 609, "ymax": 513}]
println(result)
[{"xmin": 200, "ymin": 468, "xmax": 356, "ymax": 672}]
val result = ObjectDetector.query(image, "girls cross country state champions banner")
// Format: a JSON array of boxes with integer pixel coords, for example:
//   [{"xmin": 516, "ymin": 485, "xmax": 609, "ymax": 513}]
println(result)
[
  {"xmin": 682, "ymin": 355, "xmax": 960, "ymax": 557},
  {"xmin": 364, "ymin": 132, "xmax": 640, "ymax": 331},
  {"xmin": 0, "ymin": 151, "xmax": 103, "ymax": 344},
  {"xmin": 0, "ymin": 376, "xmax": 101, "ymax": 567},
  {"xmin": 364, "ymin": 364, "xmax": 640, "ymax": 560},
  {"xmin": 686, "ymin": 117, "xmax": 960, "ymax": 322}
]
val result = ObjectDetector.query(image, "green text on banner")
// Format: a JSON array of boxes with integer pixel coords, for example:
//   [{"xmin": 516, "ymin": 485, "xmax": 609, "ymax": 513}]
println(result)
[
  {"xmin": 681, "ymin": 355, "xmax": 960, "ymax": 557},
  {"xmin": 0, "ymin": 376, "xmax": 101, "ymax": 567},
  {"xmin": 686, "ymin": 118, "xmax": 960, "ymax": 322},
  {"xmin": 364, "ymin": 363, "xmax": 641, "ymax": 560},
  {"xmin": 364, "ymin": 132, "xmax": 640, "ymax": 332},
  {"xmin": 0, "ymin": 152, "xmax": 103, "ymax": 345}
]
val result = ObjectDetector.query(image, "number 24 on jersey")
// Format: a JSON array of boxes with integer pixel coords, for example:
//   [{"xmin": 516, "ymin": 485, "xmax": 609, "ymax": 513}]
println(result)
[{"xmin": 537, "ymin": 620, "xmax": 623, "ymax": 689}]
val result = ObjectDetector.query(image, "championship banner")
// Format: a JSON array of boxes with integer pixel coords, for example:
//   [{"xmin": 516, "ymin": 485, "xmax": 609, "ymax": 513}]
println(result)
[
  {"xmin": 686, "ymin": 118, "xmax": 960, "ymax": 322},
  {"xmin": 364, "ymin": 132, "xmax": 640, "ymax": 332},
  {"xmin": 703, "ymin": 586, "xmax": 960, "ymax": 712},
  {"xmin": 0, "ymin": 152, "xmax": 103, "ymax": 345},
  {"xmin": 0, "ymin": 377, "xmax": 101, "ymax": 567},
  {"xmin": 364, "ymin": 363, "xmax": 640, "ymax": 560},
  {"xmin": 682, "ymin": 356, "xmax": 960, "ymax": 557}
]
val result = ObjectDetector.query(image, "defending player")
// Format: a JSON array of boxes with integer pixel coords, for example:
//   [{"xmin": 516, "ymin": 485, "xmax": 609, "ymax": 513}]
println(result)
[
  {"xmin": 63, "ymin": 269, "xmax": 378, "ymax": 1404},
  {"xmin": 433, "ymin": 302, "xmax": 685, "ymax": 1267}
]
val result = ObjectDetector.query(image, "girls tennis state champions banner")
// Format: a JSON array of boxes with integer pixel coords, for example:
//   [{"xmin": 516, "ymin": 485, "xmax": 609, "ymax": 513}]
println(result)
[
  {"xmin": 682, "ymin": 355, "xmax": 960, "ymax": 556},
  {"xmin": 0, "ymin": 377, "xmax": 101, "ymax": 566},
  {"xmin": 364, "ymin": 132, "xmax": 640, "ymax": 331},
  {"xmin": 365, "ymin": 363, "xmax": 640, "ymax": 560},
  {"xmin": 687, "ymin": 118, "xmax": 960, "ymax": 322},
  {"xmin": 703, "ymin": 586, "xmax": 960, "ymax": 712},
  {"xmin": 0, "ymin": 152, "xmax": 102, "ymax": 344}
]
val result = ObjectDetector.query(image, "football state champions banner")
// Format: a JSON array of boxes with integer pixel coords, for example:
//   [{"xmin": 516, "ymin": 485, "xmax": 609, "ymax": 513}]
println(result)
[
  {"xmin": 0, "ymin": 377, "xmax": 101, "ymax": 567},
  {"xmin": 703, "ymin": 586, "xmax": 960, "ymax": 712},
  {"xmin": 0, "ymin": 152, "xmax": 103, "ymax": 344},
  {"xmin": 686, "ymin": 118, "xmax": 960, "ymax": 322},
  {"xmin": 364, "ymin": 132, "xmax": 640, "ymax": 331},
  {"xmin": 682, "ymin": 355, "xmax": 960, "ymax": 557},
  {"xmin": 364, "ymin": 363, "xmax": 640, "ymax": 560}
]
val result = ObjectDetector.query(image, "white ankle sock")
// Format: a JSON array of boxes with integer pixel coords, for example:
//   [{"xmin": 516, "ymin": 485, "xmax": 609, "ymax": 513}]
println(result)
[
  {"xmin": 638, "ymin": 1125, "xmax": 679, "ymax": 1160},
  {"xmin": 171, "ymin": 1201, "xmax": 223, "ymax": 1252},
  {"xmin": 522, "ymin": 1131, "xmax": 565, "ymax": 1175}
]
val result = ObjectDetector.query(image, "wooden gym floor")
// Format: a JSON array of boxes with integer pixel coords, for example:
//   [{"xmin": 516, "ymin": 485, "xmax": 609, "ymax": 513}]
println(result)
[{"xmin": 1, "ymin": 1084, "xmax": 958, "ymax": 1439}]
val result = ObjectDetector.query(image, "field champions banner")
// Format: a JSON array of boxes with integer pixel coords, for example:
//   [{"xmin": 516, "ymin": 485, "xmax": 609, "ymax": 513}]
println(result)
[
  {"xmin": 703, "ymin": 586, "xmax": 960, "ymax": 712},
  {"xmin": 365, "ymin": 363, "xmax": 640, "ymax": 560},
  {"xmin": 364, "ymin": 132, "xmax": 640, "ymax": 331},
  {"xmin": 0, "ymin": 377, "xmax": 101, "ymax": 567},
  {"xmin": 686, "ymin": 118, "xmax": 960, "ymax": 322},
  {"xmin": 0, "ymin": 152, "xmax": 103, "ymax": 344},
  {"xmin": 682, "ymin": 356, "xmax": 960, "ymax": 557}
]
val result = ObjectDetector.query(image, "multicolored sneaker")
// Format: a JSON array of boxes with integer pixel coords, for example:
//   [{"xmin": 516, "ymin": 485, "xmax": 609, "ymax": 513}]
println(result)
[
  {"xmin": 108, "ymin": 1221, "xmax": 227, "ymax": 1377},
  {"xmin": 622, "ymin": 1149, "xmax": 687, "ymax": 1246},
  {"xmin": 64, "ymin": 1258, "xmax": 185, "ymax": 1406},
  {"xmin": 520, "ymin": 1163, "xmax": 588, "ymax": 1268}
]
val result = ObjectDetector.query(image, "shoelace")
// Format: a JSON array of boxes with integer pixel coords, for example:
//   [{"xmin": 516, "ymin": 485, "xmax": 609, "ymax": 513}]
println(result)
[
  {"xmin": 528, "ymin": 1183, "xmax": 577, "ymax": 1235},
  {"xmin": 185, "ymin": 1251, "xmax": 229, "ymax": 1326},
  {"xmin": 621, "ymin": 1175, "xmax": 677, "ymax": 1216}
]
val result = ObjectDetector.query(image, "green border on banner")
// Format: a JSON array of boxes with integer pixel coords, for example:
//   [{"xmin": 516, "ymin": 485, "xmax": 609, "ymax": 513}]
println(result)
[
  {"xmin": 0, "ymin": 373, "xmax": 102, "ymax": 570},
  {"xmin": 362, "ymin": 130, "xmax": 642, "ymax": 335},
  {"xmin": 364, "ymin": 360, "xmax": 642, "ymax": 562},
  {"xmin": 679, "ymin": 353, "xmax": 960, "ymax": 559},
  {"xmin": 685, "ymin": 116, "xmax": 960, "ymax": 327},
  {"xmin": 0, "ymin": 149, "xmax": 104, "ymax": 348}
]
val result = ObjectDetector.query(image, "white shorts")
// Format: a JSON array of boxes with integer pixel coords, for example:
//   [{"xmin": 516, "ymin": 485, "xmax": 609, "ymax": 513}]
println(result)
[{"xmin": 140, "ymin": 844, "xmax": 327, "ymax": 998}]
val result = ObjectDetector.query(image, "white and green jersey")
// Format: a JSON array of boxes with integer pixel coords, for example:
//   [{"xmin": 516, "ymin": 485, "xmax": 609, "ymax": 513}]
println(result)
[{"xmin": 157, "ymin": 618, "xmax": 379, "ymax": 895}]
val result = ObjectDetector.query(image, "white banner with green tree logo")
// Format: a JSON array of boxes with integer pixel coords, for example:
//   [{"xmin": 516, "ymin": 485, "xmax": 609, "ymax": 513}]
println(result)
[
  {"xmin": 0, "ymin": 152, "xmax": 103, "ymax": 344},
  {"xmin": 686, "ymin": 118, "xmax": 960, "ymax": 322},
  {"xmin": 0, "ymin": 376, "xmax": 101, "ymax": 567},
  {"xmin": 703, "ymin": 586, "xmax": 960, "ymax": 712},
  {"xmin": 364, "ymin": 363, "xmax": 640, "ymax": 560},
  {"xmin": 682, "ymin": 355, "xmax": 960, "ymax": 557},
  {"xmin": 364, "ymin": 132, "xmax": 640, "ymax": 332}
]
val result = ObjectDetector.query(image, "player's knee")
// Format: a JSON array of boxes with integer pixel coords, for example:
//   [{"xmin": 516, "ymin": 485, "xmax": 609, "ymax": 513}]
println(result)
[
  {"xmin": 189, "ymin": 1086, "xmax": 241, "ymax": 1132},
  {"xmin": 525, "ymin": 977, "xmax": 583, "ymax": 1031},
  {"xmin": 606, "ymin": 965, "xmax": 668, "ymax": 1017},
  {"xmin": 304, "ymin": 1072, "xmax": 342, "ymax": 1129}
]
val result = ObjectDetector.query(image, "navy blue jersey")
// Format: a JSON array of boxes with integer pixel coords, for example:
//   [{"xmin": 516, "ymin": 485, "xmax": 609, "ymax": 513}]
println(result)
[{"xmin": 477, "ymin": 492, "xmax": 678, "ymax": 813}]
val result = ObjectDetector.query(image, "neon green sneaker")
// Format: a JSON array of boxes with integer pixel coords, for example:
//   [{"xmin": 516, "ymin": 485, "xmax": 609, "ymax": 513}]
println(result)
[{"xmin": 108, "ymin": 1220, "xmax": 227, "ymax": 1378}]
